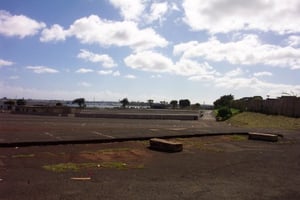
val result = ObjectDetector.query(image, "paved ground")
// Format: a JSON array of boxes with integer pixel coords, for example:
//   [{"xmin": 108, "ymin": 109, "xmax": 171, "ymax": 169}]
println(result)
[
  {"xmin": 0, "ymin": 111, "xmax": 293, "ymax": 146},
  {"xmin": 1, "ymin": 111, "xmax": 300, "ymax": 199},
  {"xmin": 1, "ymin": 135, "xmax": 300, "ymax": 200}
]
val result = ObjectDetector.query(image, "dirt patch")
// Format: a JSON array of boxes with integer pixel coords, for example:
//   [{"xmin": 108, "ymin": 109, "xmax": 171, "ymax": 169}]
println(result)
[{"xmin": 79, "ymin": 147, "xmax": 152, "ymax": 163}]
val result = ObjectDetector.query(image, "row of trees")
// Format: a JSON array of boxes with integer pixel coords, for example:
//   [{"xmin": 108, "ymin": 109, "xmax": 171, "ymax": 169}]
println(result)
[
  {"xmin": 71, "ymin": 97, "xmax": 201, "ymax": 109},
  {"xmin": 4, "ymin": 99, "xmax": 26, "ymax": 107},
  {"xmin": 119, "ymin": 98, "xmax": 201, "ymax": 109}
]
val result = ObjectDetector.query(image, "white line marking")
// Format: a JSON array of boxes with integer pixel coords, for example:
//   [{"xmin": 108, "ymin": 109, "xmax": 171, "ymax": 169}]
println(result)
[
  {"xmin": 44, "ymin": 132, "xmax": 62, "ymax": 140},
  {"xmin": 44, "ymin": 132, "xmax": 54, "ymax": 137},
  {"xmin": 92, "ymin": 131, "xmax": 115, "ymax": 139}
]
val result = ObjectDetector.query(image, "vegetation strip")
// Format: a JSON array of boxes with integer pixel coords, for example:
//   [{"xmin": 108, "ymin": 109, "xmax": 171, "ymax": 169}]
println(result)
[{"xmin": 43, "ymin": 162, "xmax": 144, "ymax": 172}]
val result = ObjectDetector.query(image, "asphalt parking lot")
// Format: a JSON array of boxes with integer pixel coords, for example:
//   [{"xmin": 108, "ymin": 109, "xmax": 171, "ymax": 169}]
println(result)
[
  {"xmin": 1, "ymin": 112, "xmax": 300, "ymax": 199},
  {"xmin": 0, "ymin": 112, "xmax": 251, "ymax": 146}
]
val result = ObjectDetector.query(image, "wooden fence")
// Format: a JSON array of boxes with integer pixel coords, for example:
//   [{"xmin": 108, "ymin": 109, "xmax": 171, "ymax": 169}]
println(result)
[{"xmin": 232, "ymin": 96, "xmax": 300, "ymax": 118}]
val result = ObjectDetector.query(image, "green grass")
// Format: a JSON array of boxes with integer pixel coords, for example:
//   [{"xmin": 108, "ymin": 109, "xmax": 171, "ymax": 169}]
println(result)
[
  {"xmin": 81, "ymin": 148, "xmax": 130, "ymax": 154},
  {"xmin": 43, "ymin": 162, "xmax": 98, "ymax": 172},
  {"xmin": 229, "ymin": 135, "xmax": 247, "ymax": 141},
  {"xmin": 12, "ymin": 154, "xmax": 35, "ymax": 158},
  {"xmin": 228, "ymin": 112, "xmax": 300, "ymax": 130},
  {"xmin": 43, "ymin": 161, "xmax": 144, "ymax": 172},
  {"xmin": 214, "ymin": 108, "xmax": 240, "ymax": 115},
  {"xmin": 230, "ymin": 108, "xmax": 241, "ymax": 115}
]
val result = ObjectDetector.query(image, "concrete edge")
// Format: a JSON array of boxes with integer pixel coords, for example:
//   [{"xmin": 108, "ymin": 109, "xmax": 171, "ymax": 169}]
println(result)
[{"xmin": 0, "ymin": 132, "xmax": 250, "ymax": 148}]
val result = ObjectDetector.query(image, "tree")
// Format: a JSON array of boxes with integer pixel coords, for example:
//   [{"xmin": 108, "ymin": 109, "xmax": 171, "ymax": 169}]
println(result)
[
  {"xmin": 4, "ymin": 100, "xmax": 15, "ymax": 110},
  {"xmin": 16, "ymin": 99, "xmax": 26, "ymax": 106},
  {"xmin": 148, "ymin": 99, "xmax": 154, "ymax": 107},
  {"xmin": 216, "ymin": 107, "xmax": 232, "ymax": 121},
  {"xmin": 170, "ymin": 100, "xmax": 178, "ymax": 109},
  {"xmin": 191, "ymin": 103, "xmax": 201, "ymax": 110},
  {"xmin": 56, "ymin": 102, "xmax": 63, "ymax": 106},
  {"xmin": 179, "ymin": 99, "xmax": 191, "ymax": 109},
  {"xmin": 252, "ymin": 96, "xmax": 263, "ymax": 101},
  {"xmin": 72, "ymin": 98, "xmax": 86, "ymax": 108},
  {"xmin": 120, "ymin": 98, "xmax": 129, "ymax": 108},
  {"xmin": 213, "ymin": 94, "xmax": 234, "ymax": 109}
]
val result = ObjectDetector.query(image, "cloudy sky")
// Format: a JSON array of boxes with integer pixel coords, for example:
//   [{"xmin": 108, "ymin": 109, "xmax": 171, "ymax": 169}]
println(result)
[{"xmin": 1, "ymin": 0, "xmax": 300, "ymax": 104}]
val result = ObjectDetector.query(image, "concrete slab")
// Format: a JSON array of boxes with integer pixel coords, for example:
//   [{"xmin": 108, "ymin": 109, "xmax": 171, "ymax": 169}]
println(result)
[
  {"xmin": 248, "ymin": 132, "xmax": 278, "ymax": 142},
  {"xmin": 149, "ymin": 138, "xmax": 183, "ymax": 152}
]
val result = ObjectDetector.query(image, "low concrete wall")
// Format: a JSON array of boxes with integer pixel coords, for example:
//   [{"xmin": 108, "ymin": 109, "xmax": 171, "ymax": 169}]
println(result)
[
  {"xmin": 13, "ymin": 106, "xmax": 79, "ymax": 116},
  {"xmin": 12, "ymin": 106, "xmax": 199, "ymax": 120},
  {"xmin": 75, "ymin": 113, "xmax": 199, "ymax": 120}
]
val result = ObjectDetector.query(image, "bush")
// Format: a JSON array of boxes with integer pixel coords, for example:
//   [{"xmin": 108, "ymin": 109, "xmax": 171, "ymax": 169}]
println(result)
[{"xmin": 216, "ymin": 107, "xmax": 232, "ymax": 121}]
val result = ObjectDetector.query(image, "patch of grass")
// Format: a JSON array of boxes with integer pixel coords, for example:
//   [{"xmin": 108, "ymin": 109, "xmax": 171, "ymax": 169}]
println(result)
[
  {"xmin": 101, "ymin": 162, "xmax": 128, "ymax": 169},
  {"xmin": 12, "ymin": 154, "xmax": 35, "ymax": 158},
  {"xmin": 81, "ymin": 148, "xmax": 130, "ymax": 154},
  {"xmin": 175, "ymin": 139, "xmax": 224, "ymax": 152},
  {"xmin": 229, "ymin": 135, "xmax": 247, "ymax": 141},
  {"xmin": 43, "ymin": 161, "xmax": 142, "ymax": 172},
  {"xmin": 43, "ymin": 162, "xmax": 94, "ymax": 172},
  {"xmin": 230, "ymin": 108, "xmax": 241, "ymax": 115},
  {"xmin": 228, "ymin": 112, "xmax": 300, "ymax": 130},
  {"xmin": 194, "ymin": 144, "xmax": 224, "ymax": 152}
]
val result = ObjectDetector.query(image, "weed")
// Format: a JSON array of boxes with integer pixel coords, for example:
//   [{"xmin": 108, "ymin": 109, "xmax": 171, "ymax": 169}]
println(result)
[
  {"xmin": 42, "ymin": 161, "xmax": 143, "ymax": 172},
  {"xmin": 229, "ymin": 135, "xmax": 247, "ymax": 141},
  {"xmin": 43, "ymin": 162, "xmax": 100, "ymax": 172},
  {"xmin": 12, "ymin": 154, "xmax": 35, "ymax": 158},
  {"xmin": 81, "ymin": 148, "xmax": 130, "ymax": 155}
]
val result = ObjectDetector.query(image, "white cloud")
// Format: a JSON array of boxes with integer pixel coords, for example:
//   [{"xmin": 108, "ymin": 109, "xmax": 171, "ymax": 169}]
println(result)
[
  {"xmin": 98, "ymin": 70, "xmax": 113, "ymax": 75},
  {"xmin": 112, "ymin": 70, "xmax": 121, "ymax": 77},
  {"xmin": 40, "ymin": 24, "xmax": 67, "ymax": 42},
  {"xmin": 9, "ymin": 75, "xmax": 19, "ymax": 80},
  {"xmin": 188, "ymin": 74, "xmax": 215, "ymax": 82},
  {"xmin": 288, "ymin": 35, "xmax": 300, "ymax": 47},
  {"xmin": 26, "ymin": 66, "xmax": 59, "ymax": 74},
  {"xmin": 174, "ymin": 35, "xmax": 300, "ymax": 69},
  {"xmin": 124, "ymin": 50, "xmax": 218, "ymax": 77},
  {"xmin": 67, "ymin": 15, "xmax": 168, "ymax": 51},
  {"xmin": 109, "ymin": 0, "xmax": 146, "ymax": 21},
  {"xmin": 0, "ymin": 59, "xmax": 14, "ymax": 67},
  {"xmin": 182, "ymin": 0, "xmax": 300, "ymax": 34},
  {"xmin": 174, "ymin": 58, "xmax": 218, "ymax": 77},
  {"xmin": 253, "ymin": 71, "xmax": 273, "ymax": 77},
  {"xmin": 0, "ymin": 81, "xmax": 126, "ymax": 101},
  {"xmin": 151, "ymin": 74, "xmax": 162, "ymax": 79},
  {"xmin": 187, "ymin": 65, "xmax": 300, "ymax": 98},
  {"xmin": 122, "ymin": 48, "xmax": 297, "ymax": 97},
  {"xmin": 215, "ymin": 75, "xmax": 300, "ymax": 98},
  {"xmin": 171, "ymin": 3, "xmax": 180, "ymax": 11},
  {"xmin": 77, "ymin": 49, "xmax": 117, "ymax": 68},
  {"xmin": 187, "ymin": 66, "xmax": 300, "ymax": 98},
  {"xmin": 124, "ymin": 74, "xmax": 136, "ymax": 79},
  {"xmin": 225, "ymin": 68, "xmax": 243, "ymax": 78},
  {"xmin": 125, "ymin": 51, "xmax": 173, "ymax": 73},
  {"xmin": 75, "ymin": 68, "xmax": 94, "ymax": 73},
  {"xmin": 78, "ymin": 81, "xmax": 91, "ymax": 87},
  {"xmin": 39, "ymin": 14, "xmax": 168, "ymax": 51},
  {"xmin": 0, "ymin": 10, "xmax": 46, "ymax": 38},
  {"xmin": 146, "ymin": 2, "xmax": 169, "ymax": 24},
  {"xmin": 97, "ymin": 70, "xmax": 121, "ymax": 76}
]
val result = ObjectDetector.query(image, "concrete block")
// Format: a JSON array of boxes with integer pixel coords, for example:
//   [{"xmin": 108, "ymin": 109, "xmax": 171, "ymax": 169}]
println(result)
[
  {"xmin": 248, "ymin": 132, "xmax": 278, "ymax": 142},
  {"xmin": 149, "ymin": 138, "xmax": 183, "ymax": 152}
]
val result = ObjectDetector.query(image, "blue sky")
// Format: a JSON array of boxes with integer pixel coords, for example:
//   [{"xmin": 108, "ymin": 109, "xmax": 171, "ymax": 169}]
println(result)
[{"xmin": 1, "ymin": 0, "xmax": 300, "ymax": 104}]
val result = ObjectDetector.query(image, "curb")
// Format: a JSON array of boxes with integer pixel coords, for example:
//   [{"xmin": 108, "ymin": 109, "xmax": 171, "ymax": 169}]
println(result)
[{"xmin": 0, "ymin": 132, "xmax": 249, "ymax": 148}]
